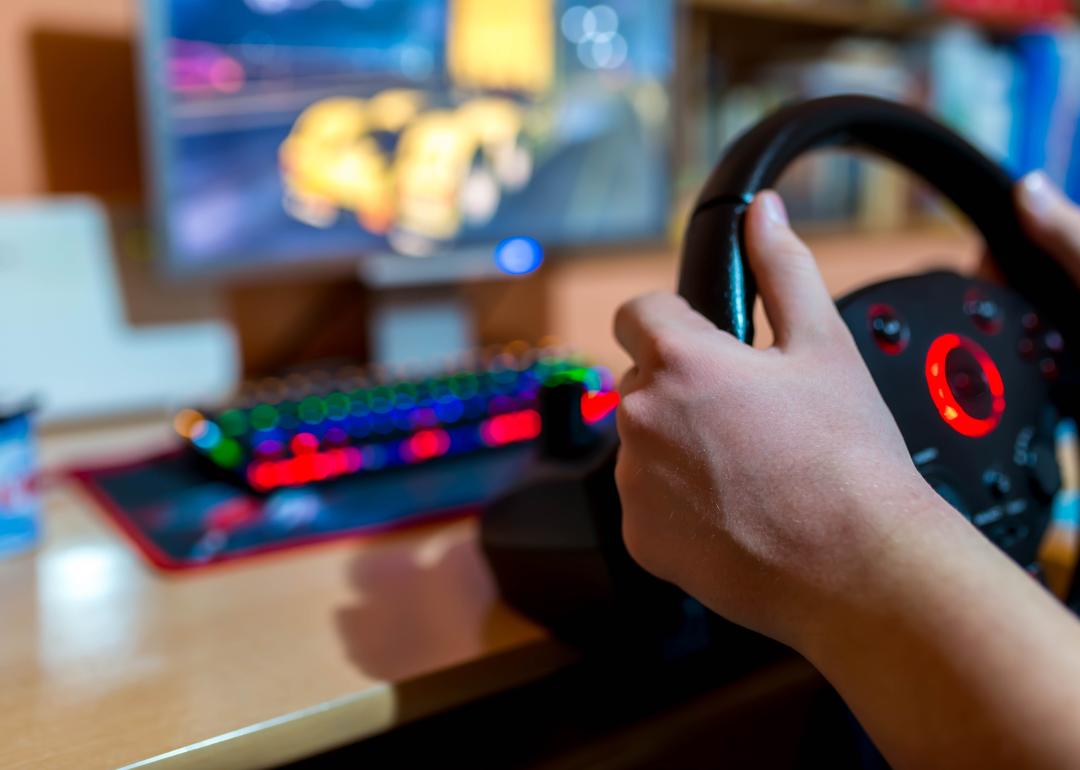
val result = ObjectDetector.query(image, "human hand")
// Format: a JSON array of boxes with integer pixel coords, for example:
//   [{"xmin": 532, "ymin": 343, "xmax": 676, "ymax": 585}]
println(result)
[
  {"xmin": 613, "ymin": 182, "xmax": 1080, "ymax": 770},
  {"xmin": 1015, "ymin": 170, "xmax": 1080, "ymax": 285},
  {"xmin": 613, "ymin": 191, "xmax": 955, "ymax": 652}
]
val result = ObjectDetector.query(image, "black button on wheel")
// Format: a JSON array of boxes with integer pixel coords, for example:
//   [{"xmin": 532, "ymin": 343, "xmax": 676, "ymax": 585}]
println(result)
[
  {"xmin": 983, "ymin": 469, "xmax": 1012, "ymax": 500},
  {"xmin": 1028, "ymin": 445, "xmax": 1062, "ymax": 503},
  {"xmin": 873, "ymin": 316, "xmax": 903, "ymax": 343},
  {"xmin": 966, "ymin": 298, "xmax": 1001, "ymax": 333},
  {"xmin": 868, "ymin": 305, "xmax": 908, "ymax": 354}
]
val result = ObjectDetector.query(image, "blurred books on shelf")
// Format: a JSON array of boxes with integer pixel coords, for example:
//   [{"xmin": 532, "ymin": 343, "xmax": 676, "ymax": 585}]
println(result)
[
  {"xmin": 680, "ymin": 12, "xmax": 1080, "ymax": 236},
  {"xmin": 689, "ymin": 0, "xmax": 1070, "ymax": 28}
]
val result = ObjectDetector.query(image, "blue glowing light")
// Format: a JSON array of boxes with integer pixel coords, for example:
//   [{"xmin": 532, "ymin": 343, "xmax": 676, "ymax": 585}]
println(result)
[
  {"xmin": 192, "ymin": 421, "xmax": 223, "ymax": 450},
  {"xmin": 494, "ymin": 237, "xmax": 544, "ymax": 276}
]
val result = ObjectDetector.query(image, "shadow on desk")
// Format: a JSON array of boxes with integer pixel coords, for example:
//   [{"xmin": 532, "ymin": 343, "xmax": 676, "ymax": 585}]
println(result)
[
  {"xmin": 333, "ymin": 520, "xmax": 512, "ymax": 682},
  {"xmin": 332, "ymin": 518, "xmax": 581, "ymax": 733},
  {"xmin": 324, "ymin": 524, "xmax": 870, "ymax": 769}
]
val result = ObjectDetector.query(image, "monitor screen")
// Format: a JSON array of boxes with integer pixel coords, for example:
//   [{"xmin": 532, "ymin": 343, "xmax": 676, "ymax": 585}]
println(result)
[{"xmin": 141, "ymin": 0, "xmax": 675, "ymax": 277}]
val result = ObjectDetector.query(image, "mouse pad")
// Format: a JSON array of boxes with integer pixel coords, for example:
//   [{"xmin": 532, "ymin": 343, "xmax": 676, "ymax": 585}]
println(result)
[{"xmin": 70, "ymin": 446, "xmax": 533, "ymax": 570}]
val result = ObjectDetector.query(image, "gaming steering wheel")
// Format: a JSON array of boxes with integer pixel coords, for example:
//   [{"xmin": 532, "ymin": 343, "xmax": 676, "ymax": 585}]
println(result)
[{"xmin": 483, "ymin": 95, "xmax": 1078, "ymax": 641}]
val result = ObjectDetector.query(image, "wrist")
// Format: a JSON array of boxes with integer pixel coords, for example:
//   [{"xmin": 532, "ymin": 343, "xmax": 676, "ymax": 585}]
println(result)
[{"xmin": 787, "ymin": 473, "xmax": 972, "ymax": 662}]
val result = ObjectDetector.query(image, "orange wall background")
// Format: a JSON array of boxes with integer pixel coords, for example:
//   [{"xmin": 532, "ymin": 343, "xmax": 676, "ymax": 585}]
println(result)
[{"xmin": 0, "ymin": 0, "xmax": 135, "ymax": 198}]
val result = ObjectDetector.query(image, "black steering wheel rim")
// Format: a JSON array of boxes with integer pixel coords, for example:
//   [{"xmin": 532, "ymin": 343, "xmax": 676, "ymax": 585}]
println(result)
[{"xmin": 677, "ymin": 95, "xmax": 1078, "ymax": 347}]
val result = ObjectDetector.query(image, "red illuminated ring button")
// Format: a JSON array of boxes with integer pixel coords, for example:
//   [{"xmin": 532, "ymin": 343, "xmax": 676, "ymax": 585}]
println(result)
[{"xmin": 925, "ymin": 334, "xmax": 1005, "ymax": 438}]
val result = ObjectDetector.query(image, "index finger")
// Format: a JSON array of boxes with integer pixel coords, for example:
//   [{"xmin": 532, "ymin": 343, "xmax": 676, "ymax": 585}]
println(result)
[{"xmin": 613, "ymin": 291, "xmax": 733, "ymax": 367}]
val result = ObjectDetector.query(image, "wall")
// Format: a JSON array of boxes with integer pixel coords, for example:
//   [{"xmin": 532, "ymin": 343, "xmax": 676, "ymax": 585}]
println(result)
[{"xmin": 0, "ymin": 0, "xmax": 135, "ymax": 198}]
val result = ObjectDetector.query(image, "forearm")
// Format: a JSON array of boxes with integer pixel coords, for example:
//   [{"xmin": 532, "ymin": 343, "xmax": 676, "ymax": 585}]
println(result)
[{"xmin": 801, "ymin": 495, "xmax": 1080, "ymax": 770}]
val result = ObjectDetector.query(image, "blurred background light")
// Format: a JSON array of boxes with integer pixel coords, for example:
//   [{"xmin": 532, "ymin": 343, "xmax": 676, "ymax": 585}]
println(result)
[{"xmin": 494, "ymin": 237, "xmax": 544, "ymax": 276}]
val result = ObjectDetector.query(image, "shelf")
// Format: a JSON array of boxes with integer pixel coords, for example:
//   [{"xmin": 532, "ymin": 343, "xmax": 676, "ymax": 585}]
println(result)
[{"xmin": 687, "ymin": 0, "xmax": 941, "ymax": 33}]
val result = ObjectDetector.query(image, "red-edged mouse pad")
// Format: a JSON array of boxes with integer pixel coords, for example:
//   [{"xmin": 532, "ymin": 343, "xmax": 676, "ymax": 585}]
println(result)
[{"xmin": 70, "ymin": 446, "xmax": 533, "ymax": 570}]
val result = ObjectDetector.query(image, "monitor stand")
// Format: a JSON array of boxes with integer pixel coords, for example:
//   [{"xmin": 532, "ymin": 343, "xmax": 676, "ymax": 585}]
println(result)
[
  {"xmin": 357, "ymin": 248, "xmax": 505, "ymax": 366},
  {"xmin": 367, "ymin": 289, "xmax": 473, "ymax": 367}
]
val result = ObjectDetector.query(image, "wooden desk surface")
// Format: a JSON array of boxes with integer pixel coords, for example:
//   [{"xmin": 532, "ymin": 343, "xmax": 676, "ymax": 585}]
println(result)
[{"xmin": 0, "ymin": 421, "xmax": 572, "ymax": 770}]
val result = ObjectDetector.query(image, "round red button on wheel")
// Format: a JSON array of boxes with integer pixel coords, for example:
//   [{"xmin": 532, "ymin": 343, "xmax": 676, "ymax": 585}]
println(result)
[{"xmin": 925, "ymin": 334, "xmax": 1005, "ymax": 439}]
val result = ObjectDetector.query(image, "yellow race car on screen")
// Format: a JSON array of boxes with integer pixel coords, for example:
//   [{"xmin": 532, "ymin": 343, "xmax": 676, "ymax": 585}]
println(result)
[
  {"xmin": 279, "ymin": 90, "xmax": 534, "ymax": 247},
  {"xmin": 279, "ymin": 90, "xmax": 424, "ymax": 233}
]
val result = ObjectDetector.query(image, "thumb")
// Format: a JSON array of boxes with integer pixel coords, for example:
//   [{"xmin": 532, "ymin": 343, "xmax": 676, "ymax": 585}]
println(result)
[
  {"xmin": 1016, "ymin": 171, "xmax": 1080, "ymax": 286},
  {"xmin": 744, "ymin": 190, "xmax": 841, "ymax": 348}
]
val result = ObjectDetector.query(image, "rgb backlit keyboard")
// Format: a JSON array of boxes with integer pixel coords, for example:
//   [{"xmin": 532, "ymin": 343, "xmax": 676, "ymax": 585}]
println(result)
[{"xmin": 174, "ymin": 345, "xmax": 618, "ymax": 492}]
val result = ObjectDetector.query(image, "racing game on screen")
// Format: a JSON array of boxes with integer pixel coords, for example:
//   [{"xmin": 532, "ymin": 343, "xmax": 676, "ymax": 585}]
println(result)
[{"xmin": 149, "ymin": 0, "xmax": 674, "ymax": 273}]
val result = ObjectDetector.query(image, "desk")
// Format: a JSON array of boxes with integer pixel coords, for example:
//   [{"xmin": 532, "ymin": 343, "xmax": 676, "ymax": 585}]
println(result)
[{"xmin": 0, "ymin": 420, "xmax": 576, "ymax": 769}]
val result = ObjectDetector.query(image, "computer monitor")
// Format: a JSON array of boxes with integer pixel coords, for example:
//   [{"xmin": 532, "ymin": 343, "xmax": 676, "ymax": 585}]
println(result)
[{"xmin": 140, "ymin": 0, "xmax": 675, "ymax": 280}]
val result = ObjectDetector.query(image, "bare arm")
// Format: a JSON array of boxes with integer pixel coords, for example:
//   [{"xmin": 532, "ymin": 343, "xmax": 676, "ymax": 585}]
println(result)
[{"xmin": 614, "ymin": 180, "xmax": 1080, "ymax": 770}]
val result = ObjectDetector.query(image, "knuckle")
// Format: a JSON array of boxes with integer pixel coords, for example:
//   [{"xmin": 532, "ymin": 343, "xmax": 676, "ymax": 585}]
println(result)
[
  {"xmin": 617, "ymin": 366, "xmax": 638, "ymax": 396},
  {"xmin": 613, "ymin": 300, "xmax": 637, "ymax": 334},
  {"xmin": 643, "ymin": 328, "xmax": 690, "ymax": 370},
  {"xmin": 615, "ymin": 292, "xmax": 663, "ymax": 329},
  {"xmin": 799, "ymin": 307, "xmax": 851, "ymax": 347},
  {"xmin": 615, "ymin": 392, "xmax": 654, "ymax": 437},
  {"xmin": 822, "ymin": 316, "xmax": 859, "ymax": 352}
]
